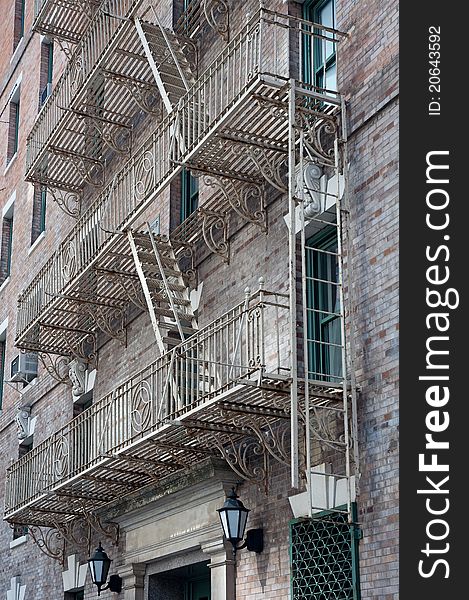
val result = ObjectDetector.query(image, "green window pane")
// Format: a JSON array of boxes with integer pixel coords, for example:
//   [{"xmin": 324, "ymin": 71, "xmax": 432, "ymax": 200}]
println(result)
[
  {"xmin": 303, "ymin": 0, "xmax": 337, "ymax": 92},
  {"xmin": 181, "ymin": 168, "xmax": 199, "ymax": 222},
  {"xmin": 305, "ymin": 226, "xmax": 342, "ymax": 382}
]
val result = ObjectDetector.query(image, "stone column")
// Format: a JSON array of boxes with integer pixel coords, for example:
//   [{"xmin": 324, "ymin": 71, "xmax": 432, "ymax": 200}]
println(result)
[
  {"xmin": 201, "ymin": 538, "xmax": 236, "ymax": 600},
  {"xmin": 118, "ymin": 564, "xmax": 146, "ymax": 600}
]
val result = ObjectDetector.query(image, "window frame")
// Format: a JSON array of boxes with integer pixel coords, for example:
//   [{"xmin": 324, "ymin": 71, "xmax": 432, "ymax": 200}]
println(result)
[
  {"xmin": 13, "ymin": 0, "xmax": 26, "ymax": 52},
  {"xmin": 305, "ymin": 225, "xmax": 342, "ymax": 382},
  {"xmin": 303, "ymin": 0, "xmax": 337, "ymax": 91},
  {"xmin": 290, "ymin": 504, "xmax": 361, "ymax": 600},
  {"xmin": 31, "ymin": 186, "xmax": 47, "ymax": 245},
  {"xmin": 181, "ymin": 168, "xmax": 199, "ymax": 222},
  {"xmin": 0, "ymin": 339, "xmax": 5, "ymax": 411}
]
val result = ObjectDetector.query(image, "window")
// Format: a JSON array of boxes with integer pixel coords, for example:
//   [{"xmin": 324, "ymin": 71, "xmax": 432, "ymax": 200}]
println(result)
[
  {"xmin": 303, "ymin": 0, "xmax": 337, "ymax": 92},
  {"xmin": 290, "ymin": 509, "xmax": 361, "ymax": 600},
  {"xmin": 0, "ymin": 204, "xmax": 14, "ymax": 285},
  {"xmin": 13, "ymin": 0, "xmax": 25, "ymax": 52},
  {"xmin": 12, "ymin": 441, "xmax": 33, "ymax": 539},
  {"xmin": 305, "ymin": 226, "xmax": 342, "ymax": 382},
  {"xmin": 12, "ymin": 523, "xmax": 28, "ymax": 540},
  {"xmin": 39, "ymin": 39, "xmax": 54, "ymax": 109},
  {"xmin": 31, "ymin": 186, "xmax": 46, "ymax": 245},
  {"xmin": 181, "ymin": 168, "xmax": 199, "ymax": 222},
  {"xmin": 0, "ymin": 333, "xmax": 5, "ymax": 411},
  {"xmin": 7, "ymin": 93, "xmax": 20, "ymax": 164}
]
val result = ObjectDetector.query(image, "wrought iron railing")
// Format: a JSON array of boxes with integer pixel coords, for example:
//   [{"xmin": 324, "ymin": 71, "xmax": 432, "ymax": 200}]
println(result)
[
  {"xmin": 6, "ymin": 290, "xmax": 289, "ymax": 517},
  {"xmin": 26, "ymin": 0, "xmax": 139, "ymax": 176},
  {"xmin": 175, "ymin": 0, "xmax": 229, "ymax": 42},
  {"xmin": 17, "ymin": 9, "xmax": 343, "ymax": 345}
]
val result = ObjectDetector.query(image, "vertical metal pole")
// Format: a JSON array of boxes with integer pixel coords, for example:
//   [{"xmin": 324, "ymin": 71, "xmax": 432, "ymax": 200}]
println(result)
[
  {"xmin": 340, "ymin": 97, "xmax": 360, "ymax": 496},
  {"xmin": 289, "ymin": 79, "xmax": 299, "ymax": 489},
  {"xmin": 334, "ymin": 133, "xmax": 352, "ymax": 522},
  {"xmin": 299, "ymin": 128, "xmax": 312, "ymax": 516}
]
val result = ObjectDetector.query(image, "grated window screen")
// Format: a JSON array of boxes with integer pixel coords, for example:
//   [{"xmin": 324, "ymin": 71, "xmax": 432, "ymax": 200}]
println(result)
[{"xmin": 290, "ymin": 512, "xmax": 360, "ymax": 600}]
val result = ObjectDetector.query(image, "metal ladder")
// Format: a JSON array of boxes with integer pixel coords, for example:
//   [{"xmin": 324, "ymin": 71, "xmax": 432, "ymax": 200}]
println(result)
[
  {"xmin": 128, "ymin": 225, "xmax": 198, "ymax": 354},
  {"xmin": 134, "ymin": 9, "xmax": 195, "ymax": 114}
]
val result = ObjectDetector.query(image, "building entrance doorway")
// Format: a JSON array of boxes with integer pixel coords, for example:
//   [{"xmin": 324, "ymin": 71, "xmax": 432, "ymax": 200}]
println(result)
[{"xmin": 148, "ymin": 561, "xmax": 210, "ymax": 600}]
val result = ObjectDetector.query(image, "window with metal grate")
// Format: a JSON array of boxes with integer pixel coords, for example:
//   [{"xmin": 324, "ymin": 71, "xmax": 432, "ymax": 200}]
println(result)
[{"xmin": 290, "ymin": 509, "xmax": 361, "ymax": 600}]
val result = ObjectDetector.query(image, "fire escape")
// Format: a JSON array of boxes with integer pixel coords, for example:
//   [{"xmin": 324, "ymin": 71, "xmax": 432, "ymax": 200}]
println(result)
[{"xmin": 5, "ymin": 0, "xmax": 358, "ymax": 563}]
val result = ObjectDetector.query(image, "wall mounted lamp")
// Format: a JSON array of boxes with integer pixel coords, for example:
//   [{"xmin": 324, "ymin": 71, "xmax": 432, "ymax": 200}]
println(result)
[
  {"xmin": 88, "ymin": 543, "xmax": 123, "ymax": 596},
  {"xmin": 217, "ymin": 488, "xmax": 264, "ymax": 557}
]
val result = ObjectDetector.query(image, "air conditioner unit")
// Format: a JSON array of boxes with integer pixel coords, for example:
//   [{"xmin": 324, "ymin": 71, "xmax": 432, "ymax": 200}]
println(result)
[
  {"xmin": 10, "ymin": 353, "xmax": 38, "ymax": 383},
  {"xmin": 296, "ymin": 162, "xmax": 324, "ymax": 218}
]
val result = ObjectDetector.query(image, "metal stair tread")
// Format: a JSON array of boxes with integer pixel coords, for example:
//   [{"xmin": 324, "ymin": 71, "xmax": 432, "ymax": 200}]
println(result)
[
  {"xmin": 150, "ymin": 291, "xmax": 191, "ymax": 306},
  {"xmin": 137, "ymin": 249, "xmax": 177, "ymax": 267},
  {"xmin": 154, "ymin": 306, "xmax": 193, "ymax": 319}
]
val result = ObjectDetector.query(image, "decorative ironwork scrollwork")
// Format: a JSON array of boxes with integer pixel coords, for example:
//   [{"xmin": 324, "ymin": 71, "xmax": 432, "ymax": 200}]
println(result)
[
  {"xmin": 218, "ymin": 404, "xmax": 291, "ymax": 468},
  {"xmin": 61, "ymin": 239, "xmax": 78, "ymax": 284},
  {"xmin": 243, "ymin": 146, "xmax": 288, "ymax": 193},
  {"xmin": 203, "ymin": 0, "xmax": 230, "ymax": 41},
  {"xmin": 246, "ymin": 305, "xmax": 263, "ymax": 367},
  {"xmin": 309, "ymin": 404, "xmax": 347, "ymax": 452},
  {"xmin": 61, "ymin": 332, "xmax": 97, "ymax": 364},
  {"xmin": 298, "ymin": 110, "xmax": 339, "ymax": 167},
  {"xmin": 199, "ymin": 208, "xmax": 230, "ymax": 263},
  {"xmin": 82, "ymin": 512, "xmax": 120, "ymax": 548},
  {"xmin": 102, "ymin": 269, "xmax": 148, "ymax": 311},
  {"xmin": 47, "ymin": 186, "xmax": 82, "ymax": 219},
  {"xmin": 68, "ymin": 152, "xmax": 105, "ymax": 188},
  {"xmin": 70, "ymin": 54, "xmax": 85, "ymax": 90},
  {"xmin": 203, "ymin": 175, "xmax": 267, "ymax": 232},
  {"xmin": 54, "ymin": 435, "xmax": 70, "ymax": 478},
  {"xmin": 79, "ymin": 113, "xmax": 132, "ymax": 155},
  {"xmin": 102, "ymin": 69, "xmax": 162, "ymax": 115},
  {"xmin": 38, "ymin": 352, "xmax": 71, "ymax": 385},
  {"xmin": 135, "ymin": 151, "xmax": 155, "ymax": 200},
  {"xmin": 82, "ymin": 304, "xmax": 127, "ymax": 346},
  {"xmin": 210, "ymin": 432, "xmax": 267, "ymax": 483},
  {"xmin": 131, "ymin": 380, "xmax": 153, "ymax": 432},
  {"xmin": 28, "ymin": 525, "xmax": 66, "ymax": 564}
]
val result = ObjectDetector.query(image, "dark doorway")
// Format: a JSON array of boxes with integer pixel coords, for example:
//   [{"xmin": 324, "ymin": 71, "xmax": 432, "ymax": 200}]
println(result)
[{"xmin": 148, "ymin": 561, "xmax": 210, "ymax": 600}]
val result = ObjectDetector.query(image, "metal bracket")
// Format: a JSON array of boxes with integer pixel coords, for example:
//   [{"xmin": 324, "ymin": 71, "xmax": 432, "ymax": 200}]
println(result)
[
  {"xmin": 203, "ymin": 175, "xmax": 267, "ymax": 232},
  {"xmin": 46, "ymin": 186, "xmax": 82, "ymax": 219},
  {"xmin": 297, "ymin": 109, "xmax": 339, "ymax": 168},
  {"xmin": 28, "ymin": 525, "xmax": 66, "ymax": 565},
  {"xmin": 49, "ymin": 147, "xmax": 105, "ymax": 188},
  {"xmin": 38, "ymin": 352, "xmax": 72, "ymax": 385},
  {"xmin": 98, "ymin": 268, "xmax": 148, "ymax": 311},
  {"xmin": 102, "ymin": 70, "xmax": 162, "ymax": 115},
  {"xmin": 81, "ymin": 303, "xmax": 127, "ymax": 346},
  {"xmin": 203, "ymin": 0, "xmax": 230, "ymax": 41},
  {"xmin": 199, "ymin": 207, "xmax": 230, "ymax": 263},
  {"xmin": 74, "ymin": 110, "xmax": 132, "ymax": 155}
]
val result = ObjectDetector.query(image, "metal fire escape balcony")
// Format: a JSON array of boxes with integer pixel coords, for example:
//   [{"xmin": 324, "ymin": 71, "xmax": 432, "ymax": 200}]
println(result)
[
  {"xmin": 17, "ymin": 10, "xmax": 346, "ymax": 366},
  {"xmin": 26, "ymin": 0, "xmax": 197, "ymax": 212},
  {"xmin": 6, "ymin": 288, "xmax": 300, "ymax": 527},
  {"xmin": 32, "ymin": 0, "xmax": 103, "ymax": 46}
]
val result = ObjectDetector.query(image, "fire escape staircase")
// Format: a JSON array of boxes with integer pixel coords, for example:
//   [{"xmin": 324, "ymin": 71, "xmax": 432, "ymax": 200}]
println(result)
[
  {"xmin": 127, "ymin": 226, "xmax": 198, "ymax": 354},
  {"xmin": 134, "ymin": 13, "xmax": 196, "ymax": 113}
]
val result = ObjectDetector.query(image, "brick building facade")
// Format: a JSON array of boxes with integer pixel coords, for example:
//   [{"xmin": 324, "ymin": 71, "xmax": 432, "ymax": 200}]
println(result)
[{"xmin": 0, "ymin": 0, "xmax": 398, "ymax": 599}]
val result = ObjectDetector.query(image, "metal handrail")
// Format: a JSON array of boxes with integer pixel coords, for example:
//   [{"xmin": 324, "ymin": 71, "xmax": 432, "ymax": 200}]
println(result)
[
  {"xmin": 17, "ymin": 10, "xmax": 344, "ymax": 344},
  {"xmin": 6, "ymin": 290, "xmax": 289, "ymax": 516}
]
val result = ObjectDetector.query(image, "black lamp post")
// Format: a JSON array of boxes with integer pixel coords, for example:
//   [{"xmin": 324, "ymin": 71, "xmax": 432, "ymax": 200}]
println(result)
[
  {"xmin": 88, "ymin": 543, "xmax": 123, "ymax": 596},
  {"xmin": 217, "ymin": 488, "xmax": 263, "ymax": 557}
]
